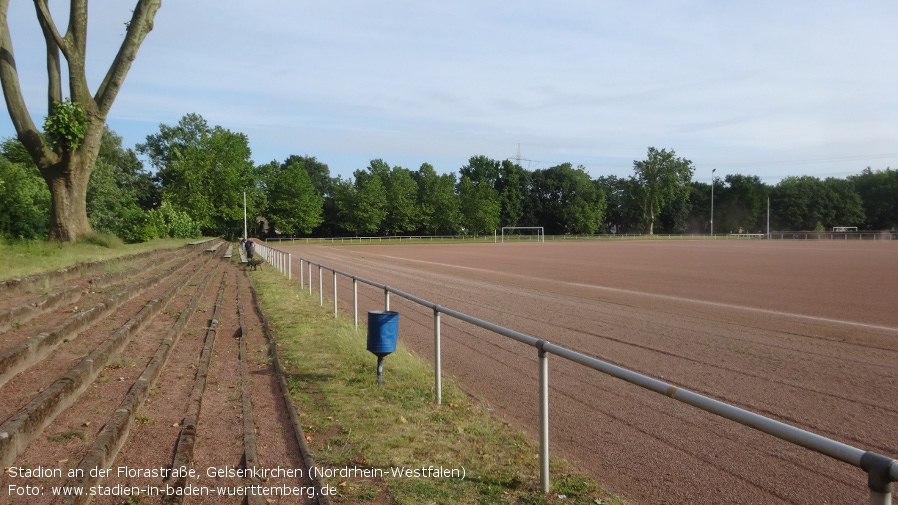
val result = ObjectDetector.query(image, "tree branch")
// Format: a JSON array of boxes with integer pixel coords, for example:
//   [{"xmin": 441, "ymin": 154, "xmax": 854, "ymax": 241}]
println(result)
[
  {"xmin": 34, "ymin": 0, "xmax": 62, "ymax": 106},
  {"xmin": 65, "ymin": 0, "xmax": 93, "ymax": 106},
  {"xmin": 32, "ymin": 0, "xmax": 67, "ymax": 53},
  {"xmin": 0, "ymin": 0, "xmax": 57, "ymax": 166},
  {"xmin": 95, "ymin": 0, "xmax": 161, "ymax": 116}
]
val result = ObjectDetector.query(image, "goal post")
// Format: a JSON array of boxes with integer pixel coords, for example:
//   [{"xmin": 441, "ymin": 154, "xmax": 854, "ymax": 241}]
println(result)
[{"xmin": 501, "ymin": 226, "xmax": 545, "ymax": 243}]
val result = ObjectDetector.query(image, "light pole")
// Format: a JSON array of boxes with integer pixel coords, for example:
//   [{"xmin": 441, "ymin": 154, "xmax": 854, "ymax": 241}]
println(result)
[
  {"xmin": 243, "ymin": 192, "xmax": 248, "ymax": 239},
  {"xmin": 710, "ymin": 169, "xmax": 716, "ymax": 237}
]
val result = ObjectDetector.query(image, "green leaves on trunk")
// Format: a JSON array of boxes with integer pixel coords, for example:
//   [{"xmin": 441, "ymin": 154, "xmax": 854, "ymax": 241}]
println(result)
[{"xmin": 43, "ymin": 98, "xmax": 87, "ymax": 151}]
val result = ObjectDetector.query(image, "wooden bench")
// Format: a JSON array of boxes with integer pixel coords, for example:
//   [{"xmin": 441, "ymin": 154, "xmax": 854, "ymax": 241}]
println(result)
[
  {"xmin": 204, "ymin": 241, "xmax": 223, "ymax": 253},
  {"xmin": 188, "ymin": 238, "xmax": 216, "ymax": 248}
]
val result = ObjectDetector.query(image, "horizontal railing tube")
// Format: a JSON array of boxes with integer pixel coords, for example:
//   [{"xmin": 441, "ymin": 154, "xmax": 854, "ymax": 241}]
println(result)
[{"xmin": 540, "ymin": 341, "xmax": 869, "ymax": 468}]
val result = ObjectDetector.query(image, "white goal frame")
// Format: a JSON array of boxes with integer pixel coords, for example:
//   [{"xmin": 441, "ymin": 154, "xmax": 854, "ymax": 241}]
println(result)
[
  {"xmin": 501, "ymin": 226, "xmax": 545, "ymax": 243},
  {"xmin": 832, "ymin": 226, "xmax": 858, "ymax": 232}
]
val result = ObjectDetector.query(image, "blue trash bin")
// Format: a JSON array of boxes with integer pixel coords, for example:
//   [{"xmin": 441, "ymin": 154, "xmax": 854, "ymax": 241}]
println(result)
[
  {"xmin": 367, "ymin": 311, "xmax": 398, "ymax": 385},
  {"xmin": 367, "ymin": 311, "xmax": 399, "ymax": 357}
]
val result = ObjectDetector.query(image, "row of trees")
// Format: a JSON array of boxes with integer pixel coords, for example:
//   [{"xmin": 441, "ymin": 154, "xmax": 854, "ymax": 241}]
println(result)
[
  {"xmin": 2, "ymin": 113, "xmax": 897, "ymax": 242},
  {"xmin": 603, "ymin": 171, "xmax": 892, "ymax": 236}
]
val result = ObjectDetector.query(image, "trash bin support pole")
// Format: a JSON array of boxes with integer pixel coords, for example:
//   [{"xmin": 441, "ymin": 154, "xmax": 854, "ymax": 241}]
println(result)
[
  {"xmin": 377, "ymin": 356, "xmax": 385, "ymax": 386},
  {"xmin": 434, "ymin": 308, "xmax": 442, "ymax": 405},
  {"xmin": 384, "ymin": 288, "xmax": 390, "ymax": 311}
]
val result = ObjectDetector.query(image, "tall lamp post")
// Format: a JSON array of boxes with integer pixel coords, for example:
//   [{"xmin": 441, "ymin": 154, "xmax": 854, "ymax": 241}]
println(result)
[
  {"xmin": 243, "ymin": 192, "xmax": 248, "ymax": 239},
  {"xmin": 710, "ymin": 169, "xmax": 716, "ymax": 237}
]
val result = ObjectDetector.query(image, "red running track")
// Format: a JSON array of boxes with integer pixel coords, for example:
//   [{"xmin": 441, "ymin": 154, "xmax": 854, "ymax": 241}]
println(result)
[{"xmin": 284, "ymin": 239, "xmax": 898, "ymax": 504}]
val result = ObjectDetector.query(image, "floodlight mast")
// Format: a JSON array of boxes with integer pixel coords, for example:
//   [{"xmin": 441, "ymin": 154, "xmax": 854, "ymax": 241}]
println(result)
[{"xmin": 711, "ymin": 169, "xmax": 716, "ymax": 237}]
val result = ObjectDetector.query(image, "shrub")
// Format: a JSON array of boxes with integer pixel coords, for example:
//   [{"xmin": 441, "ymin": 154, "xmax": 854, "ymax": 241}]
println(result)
[
  {"xmin": 147, "ymin": 201, "xmax": 201, "ymax": 239},
  {"xmin": 0, "ymin": 158, "xmax": 50, "ymax": 240},
  {"xmin": 118, "ymin": 208, "xmax": 158, "ymax": 243}
]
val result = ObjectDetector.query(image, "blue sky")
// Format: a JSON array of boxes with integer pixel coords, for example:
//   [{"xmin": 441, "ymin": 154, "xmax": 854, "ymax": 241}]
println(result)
[{"xmin": 3, "ymin": 1, "xmax": 898, "ymax": 183}]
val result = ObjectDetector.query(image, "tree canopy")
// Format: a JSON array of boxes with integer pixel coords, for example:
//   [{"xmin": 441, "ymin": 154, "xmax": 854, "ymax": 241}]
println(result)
[
  {"xmin": 850, "ymin": 168, "xmax": 898, "ymax": 230},
  {"xmin": 264, "ymin": 158, "xmax": 324, "ymax": 235},
  {"xmin": 530, "ymin": 163, "xmax": 605, "ymax": 234},
  {"xmin": 631, "ymin": 147, "xmax": 694, "ymax": 235},
  {"xmin": 414, "ymin": 163, "xmax": 461, "ymax": 235},
  {"xmin": 138, "ymin": 113, "xmax": 259, "ymax": 238},
  {"xmin": 5, "ymin": 110, "xmax": 898, "ymax": 243}
]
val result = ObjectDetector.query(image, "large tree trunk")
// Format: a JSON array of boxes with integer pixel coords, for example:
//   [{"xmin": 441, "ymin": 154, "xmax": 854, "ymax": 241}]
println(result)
[
  {"xmin": 41, "ymin": 153, "xmax": 95, "ymax": 242},
  {"xmin": 647, "ymin": 202, "xmax": 655, "ymax": 235}
]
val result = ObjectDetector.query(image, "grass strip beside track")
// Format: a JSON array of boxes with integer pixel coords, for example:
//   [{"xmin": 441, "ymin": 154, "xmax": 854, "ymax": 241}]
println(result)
[{"xmin": 248, "ymin": 265, "xmax": 626, "ymax": 505}]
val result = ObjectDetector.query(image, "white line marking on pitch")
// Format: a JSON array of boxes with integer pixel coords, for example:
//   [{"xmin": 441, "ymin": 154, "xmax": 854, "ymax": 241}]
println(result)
[{"xmin": 364, "ymin": 253, "xmax": 898, "ymax": 333}]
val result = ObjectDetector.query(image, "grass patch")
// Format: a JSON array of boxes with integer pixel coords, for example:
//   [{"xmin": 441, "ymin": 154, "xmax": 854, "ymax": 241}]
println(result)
[
  {"xmin": 249, "ymin": 267, "xmax": 626, "ymax": 505},
  {"xmin": 0, "ymin": 237, "xmax": 204, "ymax": 280},
  {"xmin": 48, "ymin": 430, "xmax": 86, "ymax": 443}
]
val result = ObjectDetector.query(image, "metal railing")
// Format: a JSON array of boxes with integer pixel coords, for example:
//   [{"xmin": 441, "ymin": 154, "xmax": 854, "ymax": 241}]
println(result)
[
  {"xmin": 769, "ymin": 231, "xmax": 897, "ymax": 240},
  {"xmin": 259, "ymin": 231, "xmax": 898, "ymax": 245},
  {"xmin": 257, "ymin": 242, "xmax": 897, "ymax": 502},
  {"xmin": 253, "ymin": 243, "xmax": 291, "ymax": 280}
]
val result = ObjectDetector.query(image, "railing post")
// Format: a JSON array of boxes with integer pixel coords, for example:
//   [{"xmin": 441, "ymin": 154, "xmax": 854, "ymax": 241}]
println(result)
[
  {"xmin": 288, "ymin": 253, "xmax": 291, "ymax": 281},
  {"xmin": 861, "ymin": 452, "xmax": 895, "ymax": 505},
  {"xmin": 299, "ymin": 258, "xmax": 304, "ymax": 289},
  {"xmin": 318, "ymin": 266, "xmax": 323, "ymax": 306},
  {"xmin": 308, "ymin": 263, "xmax": 313, "ymax": 295},
  {"xmin": 353, "ymin": 278, "xmax": 359, "ymax": 330},
  {"xmin": 333, "ymin": 270, "xmax": 338, "ymax": 318},
  {"xmin": 434, "ymin": 308, "xmax": 442, "ymax": 405},
  {"xmin": 537, "ymin": 341, "xmax": 550, "ymax": 494}
]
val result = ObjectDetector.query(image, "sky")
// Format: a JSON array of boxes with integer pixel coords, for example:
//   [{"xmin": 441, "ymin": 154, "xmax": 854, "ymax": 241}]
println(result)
[{"xmin": 2, "ymin": 1, "xmax": 898, "ymax": 184}]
